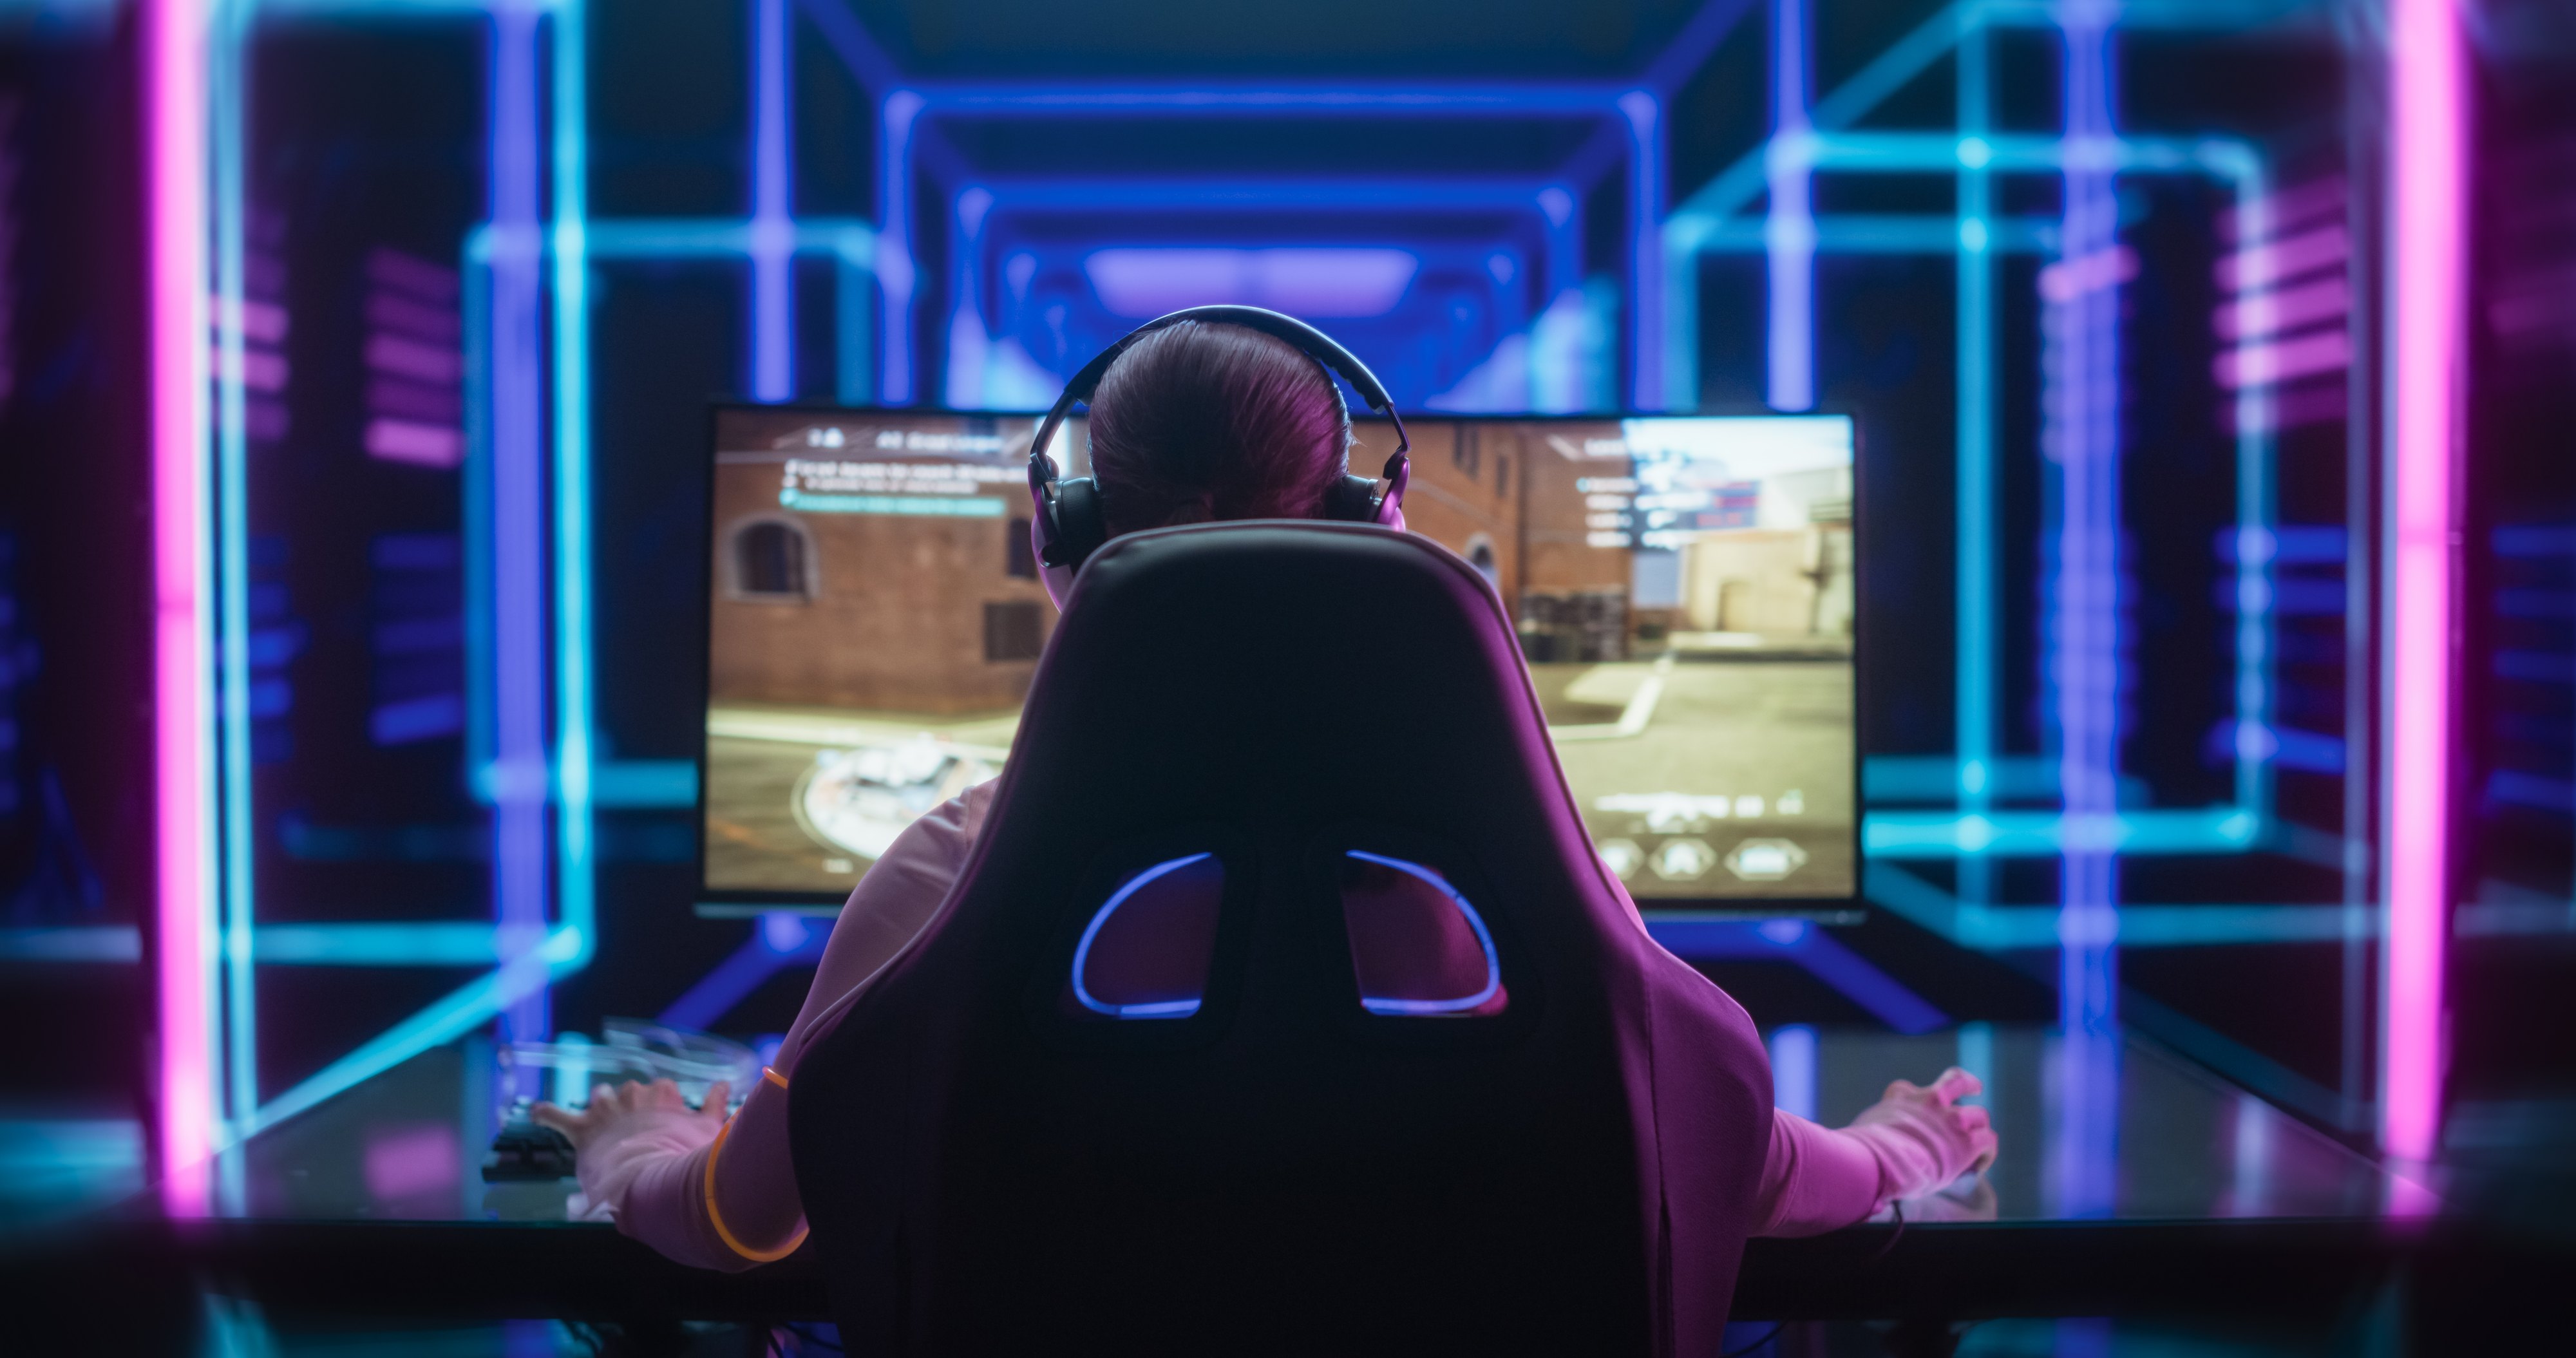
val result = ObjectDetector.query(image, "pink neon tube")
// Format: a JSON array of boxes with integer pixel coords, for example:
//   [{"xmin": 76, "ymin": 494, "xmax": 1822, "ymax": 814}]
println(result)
[
  {"xmin": 2383, "ymin": 0, "xmax": 2463, "ymax": 1169},
  {"xmin": 144, "ymin": 0, "xmax": 213, "ymax": 1213}
]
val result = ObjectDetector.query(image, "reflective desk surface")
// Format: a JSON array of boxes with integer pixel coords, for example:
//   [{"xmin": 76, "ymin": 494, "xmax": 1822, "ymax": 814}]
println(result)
[{"xmin": 21, "ymin": 1025, "xmax": 2467, "ymax": 1326}]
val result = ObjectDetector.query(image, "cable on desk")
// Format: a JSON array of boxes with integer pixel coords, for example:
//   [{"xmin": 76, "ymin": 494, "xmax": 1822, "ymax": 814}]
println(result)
[{"xmin": 1869, "ymin": 1197, "xmax": 1906, "ymax": 1264}]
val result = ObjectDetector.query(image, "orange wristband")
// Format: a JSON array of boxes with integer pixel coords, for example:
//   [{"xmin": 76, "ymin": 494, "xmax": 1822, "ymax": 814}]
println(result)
[{"xmin": 703, "ymin": 1117, "xmax": 810, "ymax": 1263}]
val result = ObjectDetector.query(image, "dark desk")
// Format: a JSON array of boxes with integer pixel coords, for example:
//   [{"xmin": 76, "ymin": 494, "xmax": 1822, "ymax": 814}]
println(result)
[{"xmin": 19, "ymin": 1026, "xmax": 2465, "ymax": 1332}]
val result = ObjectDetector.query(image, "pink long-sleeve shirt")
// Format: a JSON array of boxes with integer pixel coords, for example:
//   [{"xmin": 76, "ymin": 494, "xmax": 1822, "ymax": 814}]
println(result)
[{"xmin": 574, "ymin": 782, "xmax": 1964, "ymax": 1269}]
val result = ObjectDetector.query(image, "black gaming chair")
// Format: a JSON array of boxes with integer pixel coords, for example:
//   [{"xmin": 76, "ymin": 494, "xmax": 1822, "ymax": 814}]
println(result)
[{"xmin": 790, "ymin": 522, "xmax": 1772, "ymax": 1355}]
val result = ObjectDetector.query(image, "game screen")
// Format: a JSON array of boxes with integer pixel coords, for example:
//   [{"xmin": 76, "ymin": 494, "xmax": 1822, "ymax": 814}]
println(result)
[{"xmin": 703, "ymin": 408, "xmax": 1855, "ymax": 904}]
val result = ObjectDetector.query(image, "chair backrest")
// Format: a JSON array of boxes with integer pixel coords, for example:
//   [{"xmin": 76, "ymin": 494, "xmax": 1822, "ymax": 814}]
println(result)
[{"xmin": 791, "ymin": 522, "xmax": 1772, "ymax": 1356}]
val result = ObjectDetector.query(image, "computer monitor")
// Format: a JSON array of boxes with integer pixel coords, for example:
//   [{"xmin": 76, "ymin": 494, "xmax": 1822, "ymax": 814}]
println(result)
[{"xmin": 699, "ymin": 406, "xmax": 1857, "ymax": 910}]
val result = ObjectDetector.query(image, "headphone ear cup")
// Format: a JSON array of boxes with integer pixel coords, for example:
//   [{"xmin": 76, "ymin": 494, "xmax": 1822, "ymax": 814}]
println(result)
[
  {"xmin": 1321, "ymin": 473, "xmax": 1382, "ymax": 524},
  {"xmin": 1046, "ymin": 477, "xmax": 1109, "ymax": 572}
]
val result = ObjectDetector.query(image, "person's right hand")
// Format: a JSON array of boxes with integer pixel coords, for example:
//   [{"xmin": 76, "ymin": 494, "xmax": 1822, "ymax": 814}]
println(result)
[{"xmin": 1847, "ymin": 1066, "xmax": 1998, "ymax": 1201}]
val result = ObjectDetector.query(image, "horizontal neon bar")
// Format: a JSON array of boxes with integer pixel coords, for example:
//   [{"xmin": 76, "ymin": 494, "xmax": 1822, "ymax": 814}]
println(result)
[
  {"xmin": 1683, "ymin": 212, "xmax": 2057, "ymax": 254},
  {"xmin": 1862, "ymin": 807, "xmax": 2263, "ymax": 856},
  {"xmin": 1862, "ymin": 753, "xmax": 2150, "ymax": 803},
  {"xmin": 1672, "ymin": 131, "xmax": 2258, "ymax": 243},
  {"xmin": 470, "ymin": 757, "xmax": 697, "ymax": 807},
  {"xmin": 1864, "ymin": 864, "xmax": 2381, "ymax": 949},
  {"xmin": 579, "ymin": 218, "xmax": 873, "ymax": 261},
  {"xmin": 917, "ymin": 85, "xmax": 1631, "ymax": 114},
  {"xmin": 251, "ymin": 923, "xmax": 504, "ymax": 965},
  {"xmin": 0, "ymin": 924, "xmax": 507, "ymax": 965},
  {"xmin": 978, "ymin": 178, "xmax": 1566, "ymax": 209}
]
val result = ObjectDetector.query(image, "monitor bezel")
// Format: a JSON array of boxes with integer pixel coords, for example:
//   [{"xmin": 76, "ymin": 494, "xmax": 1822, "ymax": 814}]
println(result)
[{"xmin": 695, "ymin": 401, "xmax": 1864, "ymax": 918}]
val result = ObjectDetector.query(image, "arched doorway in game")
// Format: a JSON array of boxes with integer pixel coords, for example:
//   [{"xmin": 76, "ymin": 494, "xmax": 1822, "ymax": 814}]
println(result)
[{"xmin": 730, "ymin": 516, "xmax": 815, "ymax": 601}]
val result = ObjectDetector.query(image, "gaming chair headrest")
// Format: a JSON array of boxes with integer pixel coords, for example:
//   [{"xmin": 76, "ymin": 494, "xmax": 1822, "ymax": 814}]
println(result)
[{"xmin": 996, "ymin": 518, "xmax": 1631, "ymax": 948}]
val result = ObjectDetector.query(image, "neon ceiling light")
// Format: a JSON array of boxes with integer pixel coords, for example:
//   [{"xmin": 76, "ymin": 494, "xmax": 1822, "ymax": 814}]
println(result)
[
  {"xmin": 144, "ymin": 0, "xmax": 216, "ymax": 1214},
  {"xmin": 2382, "ymin": 0, "xmax": 2463, "ymax": 1172},
  {"xmin": 1081, "ymin": 248, "xmax": 1423, "ymax": 319}
]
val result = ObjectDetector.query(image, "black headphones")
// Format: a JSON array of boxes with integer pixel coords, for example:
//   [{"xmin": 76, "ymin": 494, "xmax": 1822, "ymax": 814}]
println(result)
[{"xmin": 1025, "ymin": 305, "xmax": 1412, "ymax": 577}]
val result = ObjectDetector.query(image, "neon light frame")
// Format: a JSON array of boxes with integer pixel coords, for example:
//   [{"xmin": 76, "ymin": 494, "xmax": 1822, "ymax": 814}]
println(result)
[
  {"xmin": 1665, "ymin": 0, "xmax": 2287, "ymax": 864},
  {"xmin": 180, "ymin": 0, "xmax": 611, "ymax": 1145}
]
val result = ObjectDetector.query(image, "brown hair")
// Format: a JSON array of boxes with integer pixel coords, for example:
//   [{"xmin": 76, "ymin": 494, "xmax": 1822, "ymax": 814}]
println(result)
[{"xmin": 1084, "ymin": 320, "xmax": 1351, "ymax": 537}]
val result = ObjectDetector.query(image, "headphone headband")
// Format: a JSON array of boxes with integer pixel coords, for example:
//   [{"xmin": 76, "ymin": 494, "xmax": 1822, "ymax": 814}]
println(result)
[
  {"xmin": 1027, "ymin": 306, "xmax": 1413, "ymax": 589},
  {"xmin": 1029, "ymin": 305, "xmax": 1412, "ymax": 475}
]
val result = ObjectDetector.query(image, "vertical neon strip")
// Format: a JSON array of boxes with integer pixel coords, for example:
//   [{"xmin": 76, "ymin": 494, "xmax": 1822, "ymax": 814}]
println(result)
[
  {"xmin": 552, "ymin": 0, "xmax": 598, "ymax": 990},
  {"xmin": 1765, "ymin": 0, "xmax": 1815, "ymax": 412},
  {"xmin": 489, "ymin": 0, "xmax": 548, "ymax": 1062},
  {"xmin": 1620, "ymin": 91, "xmax": 1664, "ymax": 411},
  {"xmin": 749, "ymin": 0, "xmax": 793, "ymax": 401},
  {"xmin": 206, "ymin": 0, "xmax": 254, "ymax": 1155},
  {"xmin": 2217, "ymin": 152, "xmax": 2278, "ymax": 828},
  {"xmin": 876, "ymin": 90, "xmax": 921, "ymax": 405},
  {"xmin": 461, "ymin": 228, "xmax": 495, "ymax": 778},
  {"xmin": 2382, "ymin": 0, "xmax": 2462, "ymax": 1169},
  {"xmin": 144, "ymin": 0, "xmax": 215, "ymax": 1215},
  {"xmin": 2050, "ymin": 0, "xmax": 2121, "ymax": 1221},
  {"xmin": 1955, "ymin": 19, "xmax": 1994, "ymax": 848},
  {"xmin": 835, "ymin": 235, "xmax": 873, "ymax": 404},
  {"xmin": 1661, "ymin": 218, "xmax": 1698, "ymax": 411}
]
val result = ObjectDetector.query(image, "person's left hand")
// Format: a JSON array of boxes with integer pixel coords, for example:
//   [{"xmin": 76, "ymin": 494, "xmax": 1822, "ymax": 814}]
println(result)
[{"xmin": 532, "ymin": 1078, "xmax": 731, "ymax": 1159}]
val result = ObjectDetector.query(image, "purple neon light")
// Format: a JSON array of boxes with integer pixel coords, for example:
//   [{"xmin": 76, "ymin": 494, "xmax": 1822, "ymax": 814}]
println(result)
[
  {"xmin": 658, "ymin": 913, "xmax": 827, "ymax": 1032},
  {"xmin": 2383, "ymin": 0, "xmax": 2463, "ymax": 1172},
  {"xmin": 2049, "ymin": 0, "xmax": 2123, "ymax": 1221},
  {"xmin": 2213, "ymin": 223, "xmax": 2349, "ymax": 292},
  {"xmin": 2213, "ymin": 276, "xmax": 2351, "ymax": 343},
  {"xmin": 750, "ymin": 0, "xmax": 793, "ymax": 401},
  {"xmin": 2214, "ymin": 330, "xmax": 2353, "ymax": 391},
  {"xmin": 1082, "ymin": 248, "xmax": 1419, "ymax": 319},
  {"xmin": 1621, "ymin": 90, "xmax": 1664, "ymax": 411},
  {"xmin": 145, "ymin": 0, "xmax": 214, "ymax": 1215},
  {"xmin": 1763, "ymin": 0, "xmax": 1814, "ymax": 413},
  {"xmin": 1768, "ymin": 1024, "xmax": 1818, "ymax": 1120},
  {"xmin": 1644, "ymin": 919, "xmax": 1947, "ymax": 1034},
  {"xmin": 876, "ymin": 90, "xmax": 921, "ymax": 404},
  {"xmin": 488, "ymin": 1, "xmax": 549, "ymax": 1066}
]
